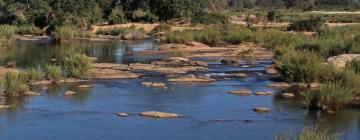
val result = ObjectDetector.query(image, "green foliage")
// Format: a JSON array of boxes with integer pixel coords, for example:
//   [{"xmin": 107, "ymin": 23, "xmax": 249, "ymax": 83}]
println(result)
[
  {"xmin": 17, "ymin": 24, "xmax": 43, "ymax": 35},
  {"xmin": 302, "ymin": 83, "xmax": 353, "ymax": 111},
  {"xmin": 96, "ymin": 26, "xmax": 145, "ymax": 36},
  {"xmin": 63, "ymin": 53, "xmax": 92, "ymax": 79},
  {"xmin": 267, "ymin": 10, "xmax": 283, "ymax": 22},
  {"xmin": 276, "ymin": 126, "xmax": 340, "ymax": 140},
  {"xmin": 166, "ymin": 30, "xmax": 194, "ymax": 44},
  {"xmin": 346, "ymin": 58, "xmax": 360, "ymax": 73},
  {"xmin": 108, "ymin": 8, "xmax": 127, "ymax": 25},
  {"xmin": 194, "ymin": 29, "xmax": 223, "ymax": 46},
  {"xmin": 192, "ymin": 12, "xmax": 229, "ymax": 25},
  {"xmin": 288, "ymin": 17, "xmax": 325, "ymax": 32},
  {"xmin": 44, "ymin": 65, "xmax": 63, "ymax": 81},
  {"xmin": 223, "ymin": 28, "xmax": 259, "ymax": 44},
  {"xmin": 24, "ymin": 68, "xmax": 45, "ymax": 81},
  {"xmin": 275, "ymin": 50, "xmax": 323, "ymax": 83},
  {"xmin": 52, "ymin": 25, "xmax": 79, "ymax": 42},
  {"xmin": 0, "ymin": 25, "xmax": 17, "ymax": 46},
  {"xmin": 151, "ymin": 24, "xmax": 171, "ymax": 34},
  {"xmin": 1, "ymin": 72, "xmax": 29, "ymax": 97}
]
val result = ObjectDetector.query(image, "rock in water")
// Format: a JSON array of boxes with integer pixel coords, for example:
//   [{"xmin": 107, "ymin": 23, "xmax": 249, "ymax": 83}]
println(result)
[
  {"xmin": 78, "ymin": 85, "xmax": 92, "ymax": 88},
  {"xmin": 117, "ymin": 112, "xmax": 131, "ymax": 117},
  {"xmin": 282, "ymin": 93, "xmax": 295, "ymax": 98},
  {"xmin": 253, "ymin": 107, "xmax": 271, "ymax": 113},
  {"xmin": 228, "ymin": 89, "xmax": 252, "ymax": 95},
  {"xmin": 64, "ymin": 91, "xmax": 77, "ymax": 96},
  {"xmin": 139, "ymin": 111, "xmax": 181, "ymax": 118}
]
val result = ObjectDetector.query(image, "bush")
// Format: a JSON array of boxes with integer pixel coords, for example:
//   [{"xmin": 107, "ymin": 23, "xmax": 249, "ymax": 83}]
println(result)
[
  {"xmin": 0, "ymin": 25, "xmax": 17, "ymax": 46},
  {"xmin": 96, "ymin": 26, "xmax": 145, "ymax": 36},
  {"xmin": 24, "ymin": 68, "xmax": 45, "ymax": 82},
  {"xmin": 276, "ymin": 126, "xmax": 340, "ymax": 140},
  {"xmin": 108, "ymin": 9, "xmax": 127, "ymax": 25},
  {"xmin": 63, "ymin": 53, "xmax": 92, "ymax": 79},
  {"xmin": 166, "ymin": 30, "xmax": 194, "ymax": 44},
  {"xmin": 302, "ymin": 83, "xmax": 353, "ymax": 111},
  {"xmin": 346, "ymin": 58, "xmax": 360, "ymax": 73},
  {"xmin": 192, "ymin": 12, "xmax": 229, "ymax": 25},
  {"xmin": 267, "ymin": 10, "xmax": 283, "ymax": 22},
  {"xmin": 1, "ymin": 72, "xmax": 29, "ymax": 97},
  {"xmin": 275, "ymin": 50, "xmax": 323, "ymax": 83},
  {"xmin": 151, "ymin": 24, "xmax": 171, "ymax": 34},
  {"xmin": 17, "ymin": 24, "xmax": 43, "ymax": 35},
  {"xmin": 194, "ymin": 29, "xmax": 223, "ymax": 46},
  {"xmin": 288, "ymin": 17, "xmax": 325, "ymax": 32},
  {"xmin": 52, "ymin": 25, "xmax": 79, "ymax": 42},
  {"xmin": 223, "ymin": 29, "xmax": 256, "ymax": 45},
  {"xmin": 45, "ymin": 65, "xmax": 63, "ymax": 81}
]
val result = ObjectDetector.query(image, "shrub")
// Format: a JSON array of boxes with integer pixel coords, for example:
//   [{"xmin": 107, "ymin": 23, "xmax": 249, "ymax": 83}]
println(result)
[
  {"xmin": 166, "ymin": 30, "xmax": 194, "ymax": 44},
  {"xmin": 0, "ymin": 25, "xmax": 17, "ymax": 46},
  {"xmin": 302, "ymin": 83, "xmax": 353, "ymax": 111},
  {"xmin": 45, "ymin": 65, "xmax": 63, "ymax": 81},
  {"xmin": 288, "ymin": 17, "xmax": 325, "ymax": 32},
  {"xmin": 151, "ymin": 24, "xmax": 171, "ymax": 34},
  {"xmin": 267, "ymin": 10, "xmax": 283, "ymax": 22},
  {"xmin": 63, "ymin": 53, "xmax": 92, "ymax": 79},
  {"xmin": 52, "ymin": 25, "xmax": 79, "ymax": 42},
  {"xmin": 346, "ymin": 58, "xmax": 360, "ymax": 73},
  {"xmin": 194, "ymin": 29, "xmax": 223, "ymax": 46},
  {"xmin": 276, "ymin": 126, "xmax": 340, "ymax": 140},
  {"xmin": 24, "ymin": 68, "xmax": 45, "ymax": 81},
  {"xmin": 275, "ymin": 50, "xmax": 323, "ymax": 83},
  {"xmin": 17, "ymin": 24, "xmax": 43, "ymax": 35},
  {"xmin": 108, "ymin": 9, "xmax": 127, "ymax": 25},
  {"xmin": 192, "ymin": 12, "xmax": 229, "ymax": 25},
  {"xmin": 223, "ymin": 29, "xmax": 256, "ymax": 45},
  {"xmin": 96, "ymin": 26, "xmax": 145, "ymax": 36},
  {"xmin": 1, "ymin": 72, "xmax": 29, "ymax": 97}
]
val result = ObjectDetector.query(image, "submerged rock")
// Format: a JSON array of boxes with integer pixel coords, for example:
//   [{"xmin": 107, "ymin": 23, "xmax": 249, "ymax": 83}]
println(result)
[
  {"xmin": 221, "ymin": 59, "xmax": 237, "ymax": 64},
  {"xmin": 253, "ymin": 107, "xmax": 271, "ymax": 113},
  {"xmin": 228, "ymin": 89, "xmax": 252, "ymax": 95},
  {"xmin": 25, "ymin": 91, "xmax": 41, "ymax": 96},
  {"xmin": 141, "ymin": 82, "xmax": 167, "ymax": 88},
  {"xmin": 168, "ymin": 74, "xmax": 215, "ymax": 82},
  {"xmin": 64, "ymin": 91, "xmax": 77, "ymax": 96},
  {"xmin": 64, "ymin": 78, "xmax": 89, "ymax": 83},
  {"xmin": 117, "ymin": 112, "xmax": 131, "ymax": 117},
  {"xmin": 282, "ymin": 93, "xmax": 295, "ymax": 98},
  {"xmin": 139, "ymin": 111, "xmax": 181, "ymax": 118}
]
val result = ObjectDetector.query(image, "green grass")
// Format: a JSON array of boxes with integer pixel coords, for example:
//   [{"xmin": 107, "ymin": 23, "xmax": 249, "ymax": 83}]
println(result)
[
  {"xmin": 1, "ymin": 72, "xmax": 29, "ymax": 97},
  {"xmin": 96, "ymin": 26, "xmax": 145, "ymax": 36},
  {"xmin": 24, "ymin": 68, "xmax": 45, "ymax": 81},
  {"xmin": 275, "ymin": 126, "xmax": 340, "ymax": 140},
  {"xmin": 346, "ymin": 58, "xmax": 360, "ymax": 73},
  {"xmin": 63, "ymin": 53, "xmax": 92, "ymax": 79},
  {"xmin": 52, "ymin": 25, "xmax": 79, "ymax": 42},
  {"xmin": 0, "ymin": 25, "xmax": 17, "ymax": 46},
  {"xmin": 17, "ymin": 24, "xmax": 43, "ymax": 35},
  {"xmin": 45, "ymin": 65, "xmax": 63, "ymax": 81}
]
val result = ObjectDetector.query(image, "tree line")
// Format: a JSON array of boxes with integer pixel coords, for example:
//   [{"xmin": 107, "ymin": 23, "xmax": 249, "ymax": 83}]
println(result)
[{"xmin": 0, "ymin": 0, "xmax": 359, "ymax": 29}]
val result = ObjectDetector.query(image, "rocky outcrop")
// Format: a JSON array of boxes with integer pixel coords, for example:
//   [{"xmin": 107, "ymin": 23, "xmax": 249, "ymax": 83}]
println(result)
[
  {"xmin": 168, "ymin": 74, "xmax": 215, "ymax": 82},
  {"xmin": 89, "ymin": 68, "xmax": 140, "ymax": 79},
  {"xmin": 140, "ymin": 111, "xmax": 181, "ymax": 118},
  {"xmin": 327, "ymin": 54, "xmax": 360, "ymax": 68},
  {"xmin": 228, "ymin": 89, "xmax": 252, "ymax": 95},
  {"xmin": 141, "ymin": 82, "xmax": 167, "ymax": 88}
]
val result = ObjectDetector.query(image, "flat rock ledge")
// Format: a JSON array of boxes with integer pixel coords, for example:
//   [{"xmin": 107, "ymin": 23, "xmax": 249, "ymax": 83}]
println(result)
[
  {"xmin": 255, "ymin": 91, "xmax": 273, "ymax": 96},
  {"xmin": 89, "ymin": 68, "xmax": 140, "ymax": 79},
  {"xmin": 327, "ymin": 54, "xmax": 360, "ymax": 68},
  {"xmin": 253, "ymin": 107, "xmax": 271, "ymax": 113},
  {"xmin": 228, "ymin": 89, "xmax": 252, "ymax": 95},
  {"xmin": 168, "ymin": 74, "xmax": 215, "ymax": 82},
  {"xmin": 139, "ymin": 111, "xmax": 182, "ymax": 118}
]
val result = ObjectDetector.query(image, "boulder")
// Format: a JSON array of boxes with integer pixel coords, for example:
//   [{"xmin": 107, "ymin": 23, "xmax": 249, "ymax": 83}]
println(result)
[
  {"xmin": 255, "ymin": 91, "xmax": 273, "ymax": 96},
  {"xmin": 266, "ymin": 82, "xmax": 291, "ymax": 88},
  {"xmin": 64, "ymin": 91, "xmax": 76, "ymax": 96},
  {"xmin": 282, "ymin": 93, "xmax": 295, "ymax": 98},
  {"xmin": 253, "ymin": 107, "xmax": 271, "ymax": 113},
  {"xmin": 117, "ymin": 112, "xmax": 131, "ymax": 117},
  {"xmin": 327, "ymin": 54, "xmax": 360, "ymax": 68},
  {"xmin": 168, "ymin": 74, "xmax": 215, "ymax": 82},
  {"xmin": 141, "ymin": 82, "xmax": 167, "ymax": 88},
  {"xmin": 78, "ymin": 85, "xmax": 92, "ymax": 88},
  {"xmin": 228, "ymin": 89, "xmax": 252, "ymax": 95},
  {"xmin": 140, "ymin": 111, "xmax": 181, "ymax": 118}
]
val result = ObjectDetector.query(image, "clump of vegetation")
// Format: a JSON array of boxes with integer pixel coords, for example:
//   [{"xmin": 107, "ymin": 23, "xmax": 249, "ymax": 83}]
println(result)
[
  {"xmin": 275, "ymin": 50, "xmax": 323, "ymax": 83},
  {"xmin": 302, "ymin": 83, "xmax": 354, "ymax": 112},
  {"xmin": 0, "ymin": 25, "xmax": 17, "ymax": 46},
  {"xmin": 194, "ymin": 29, "xmax": 223, "ymax": 46},
  {"xmin": 174, "ymin": 50, "xmax": 190, "ymax": 58},
  {"xmin": 52, "ymin": 25, "xmax": 79, "ymax": 42},
  {"xmin": 17, "ymin": 24, "xmax": 43, "ymax": 35},
  {"xmin": 288, "ymin": 17, "xmax": 325, "ymax": 32},
  {"xmin": 151, "ymin": 24, "xmax": 171, "ymax": 34},
  {"xmin": 0, "ymin": 72, "xmax": 29, "ymax": 97},
  {"xmin": 166, "ymin": 30, "xmax": 195, "ymax": 44},
  {"xmin": 44, "ymin": 65, "xmax": 63, "ymax": 81},
  {"xmin": 275, "ymin": 126, "xmax": 340, "ymax": 140},
  {"xmin": 346, "ymin": 58, "xmax": 360, "ymax": 73},
  {"xmin": 63, "ymin": 53, "xmax": 92, "ymax": 79},
  {"xmin": 96, "ymin": 26, "xmax": 145, "ymax": 36},
  {"xmin": 267, "ymin": 10, "xmax": 283, "ymax": 22},
  {"xmin": 192, "ymin": 12, "xmax": 229, "ymax": 25},
  {"xmin": 223, "ymin": 29, "xmax": 258, "ymax": 45},
  {"xmin": 24, "ymin": 68, "xmax": 45, "ymax": 82}
]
